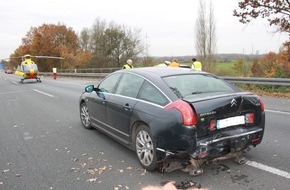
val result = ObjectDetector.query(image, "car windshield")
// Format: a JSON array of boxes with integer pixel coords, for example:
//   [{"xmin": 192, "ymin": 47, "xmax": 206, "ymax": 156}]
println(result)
[{"xmin": 163, "ymin": 74, "xmax": 236, "ymax": 98}]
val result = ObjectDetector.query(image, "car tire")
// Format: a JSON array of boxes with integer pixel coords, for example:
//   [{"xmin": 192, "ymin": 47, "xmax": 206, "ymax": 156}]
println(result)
[
  {"xmin": 134, "ymin": 125, "xmax": 157, "ymax": 171},
  {"xmin": 80, "ymin": 102, "xmax": 93, "ymax": 129}
]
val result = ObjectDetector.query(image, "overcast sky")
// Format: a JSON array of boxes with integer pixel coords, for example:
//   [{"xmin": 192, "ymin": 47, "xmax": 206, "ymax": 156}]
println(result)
[{"xmin": 0, "ymin": 0, "xmax": 288, "ymax": 59}]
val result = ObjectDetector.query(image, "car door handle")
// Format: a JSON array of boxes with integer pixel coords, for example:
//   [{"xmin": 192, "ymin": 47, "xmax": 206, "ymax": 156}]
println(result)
[{"xmin": 123, "ymin": 103, "xmax": 131, "ymax": 111}]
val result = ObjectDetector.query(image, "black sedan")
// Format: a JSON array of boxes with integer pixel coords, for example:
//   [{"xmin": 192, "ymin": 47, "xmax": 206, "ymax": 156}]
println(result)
[{"xmin": 79, "ymin": 67, "xmax": 265, "ymax": 175}]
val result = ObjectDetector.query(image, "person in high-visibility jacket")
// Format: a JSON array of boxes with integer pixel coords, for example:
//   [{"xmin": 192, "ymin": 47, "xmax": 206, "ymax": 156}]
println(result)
[
  {"xmin": 123, "ymin": 59, "xmax": 133, "ymax": 69},
  {"xmin": 169, "ymin": 58, "xmax": 180, "ymax": 67},
  {"xmin": 52, "ymin": 67, "xmax": 57, "ymax": 79},
  {"xmin": 191, "ymin": 58, "xmax": 202, "ymax": 71}
]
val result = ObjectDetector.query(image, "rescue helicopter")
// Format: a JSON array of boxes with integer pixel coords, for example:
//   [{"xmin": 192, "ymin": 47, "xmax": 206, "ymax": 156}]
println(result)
[{"xmin": 7, "ymin": 54, "xmax": 64, "ymax": 84}]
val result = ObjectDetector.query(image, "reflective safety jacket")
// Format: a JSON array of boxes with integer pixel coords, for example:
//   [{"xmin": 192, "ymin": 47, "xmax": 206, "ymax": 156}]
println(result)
[
  {"xmin": 192, "ymin": 61, "xmax": 202, "ymax": 71},
  {"xmin": 169, "ymin": 61, "xmax": 179, "ymax": 67},
  {"xmin": 123, "ymin": 64, "xmax": 133, "ymax": 69}
]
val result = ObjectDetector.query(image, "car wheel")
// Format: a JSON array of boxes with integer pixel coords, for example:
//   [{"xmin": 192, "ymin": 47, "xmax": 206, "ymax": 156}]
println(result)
[
  {"xmin": 135, "ymin": 125, "xmax": 157, "ymax": 171},
  {"xmin": 80, "ymin": 102, "xmax": 93, "ymax": 129}
]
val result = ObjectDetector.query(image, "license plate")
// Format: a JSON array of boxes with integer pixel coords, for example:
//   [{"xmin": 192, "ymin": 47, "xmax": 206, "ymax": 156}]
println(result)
[{"xmin": 217, "ymin": 115, "xmax": 245, "ymax": 129}]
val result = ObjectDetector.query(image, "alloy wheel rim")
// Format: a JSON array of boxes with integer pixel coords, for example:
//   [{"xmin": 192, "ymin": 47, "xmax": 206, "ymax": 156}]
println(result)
[
  {"xmin": 81, "ymin": 105, "xmax": 90, "ymax": 127},
  {"xmin": 136, "ymin": 130, "xmax": 154, "ymax": 166}
]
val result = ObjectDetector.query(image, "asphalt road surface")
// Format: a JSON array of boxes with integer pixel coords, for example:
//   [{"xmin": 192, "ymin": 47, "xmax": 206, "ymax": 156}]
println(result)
[{"xmin": 1, "ymin": 71, "xmax": 290, "ymax": 190}]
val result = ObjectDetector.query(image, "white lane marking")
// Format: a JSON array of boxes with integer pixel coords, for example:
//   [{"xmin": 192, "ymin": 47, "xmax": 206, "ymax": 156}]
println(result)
[
  {"xmin": 266, "ymin": 109, "xmax": 290, "ymax": 115},
  {"xmin": 33, "ymin": 89, "xmax": 54, "ymax": 98},
  {"xmin": 23, "ymin": 132, "xmax": 34, "ymax": 140},
  {"xmin": 246, "ymin": 160, "xmax": 290, "ymax": 179}
]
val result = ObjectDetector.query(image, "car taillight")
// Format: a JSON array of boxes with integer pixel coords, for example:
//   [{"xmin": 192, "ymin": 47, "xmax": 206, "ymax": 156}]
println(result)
[
  {"xmin": 258, "ymin": 96, "xmax": 265, "ymax": 112},
  {"xmin": 165, "ymin": 99, "xmax": 197, "ymax": 126},
  {"xmin": 252, "ymin": 137, "xmax": 261, "ymax": 143},
  {"xmin": 209, "ymin": 119, "xmax": 216, "ymax": 131},
  {"xmin": 245, "ymin": 113, "xmax": 255, "ymax": 124}
]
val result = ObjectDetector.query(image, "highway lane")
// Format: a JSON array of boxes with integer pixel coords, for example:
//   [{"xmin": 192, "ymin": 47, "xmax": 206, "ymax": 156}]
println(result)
[
  {"xmin": 262, "ymin": 96, "xmax": 290, "ymax": 113},
  {"xmin": 0, "ymin": 72, "xmax": 290, "ymax": 190}
]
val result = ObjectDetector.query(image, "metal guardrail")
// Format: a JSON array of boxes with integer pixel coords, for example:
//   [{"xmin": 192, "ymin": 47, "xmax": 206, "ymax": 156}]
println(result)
[
  {"xmin": 57, "ymin": 68, "xmax": 121, "ymax": 73},
  {"xmin": 223, "ymin": 77, "xmax": 290, "ymax": 86},
  {"xmin": 41, "ymin": 72, "xmax": 109, "ymax": 78},
  {"xmin": 40, "ymin": 71, "xmax": 290, "ymax": 87}
]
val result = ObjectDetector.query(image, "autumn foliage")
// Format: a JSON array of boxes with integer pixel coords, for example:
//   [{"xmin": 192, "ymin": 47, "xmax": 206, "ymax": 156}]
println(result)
[
  {"xmin": 234, "ymin": 0, "xmax": 290, "ymax": 78},
  {"xmin": 251, "ymin": 42, "xmax": 290, "ymax": 78},
  {"xmin": 9, "ymin": 20, "xmax": 144, "ymax": 71},
  {"xmin": 11, "ymin": 23, "xmax": 80, "ymax": 71},
  {"xmin": 234, "ymin": 0, "xmax": 290, "ymax": 35}
]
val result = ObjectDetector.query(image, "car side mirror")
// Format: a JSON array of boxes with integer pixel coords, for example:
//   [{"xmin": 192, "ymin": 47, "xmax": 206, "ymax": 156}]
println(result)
[{"xmin": 85, "ymin": 85, "xmax": 95, "ymax": 93}]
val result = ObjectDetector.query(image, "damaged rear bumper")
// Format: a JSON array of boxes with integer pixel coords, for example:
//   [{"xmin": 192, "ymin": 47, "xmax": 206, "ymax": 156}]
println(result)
[
  {"xmin": 191, "ymin": 127, "xmax": 263, "ymax": 159},
  {"xmin": 156, "ymin": 127, "xmax": 264, "ymax": 174}
]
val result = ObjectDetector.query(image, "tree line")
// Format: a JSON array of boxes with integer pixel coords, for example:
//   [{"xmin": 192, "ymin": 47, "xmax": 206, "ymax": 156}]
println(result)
[
  {"xmin": 233, "ymin": 46, "xmax": 290, "ymax": 78},
  {"xmin": 7, "ymin": 18, "xmax": 145, "ymax": 72}
]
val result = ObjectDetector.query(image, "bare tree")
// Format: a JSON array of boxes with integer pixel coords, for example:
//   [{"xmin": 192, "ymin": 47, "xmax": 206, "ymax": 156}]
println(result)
[
  {"xmin": 195, "ymin": 0, "xmax": 207, "ymax": 70},
  {"xmin": 79, "ymin": 28, "xmax": 90, "ymax": 52},
  {"xmin": 195, "ymin": 0, "xmax": 217, "ymax": 72},
  {"xmin": 103, "ymin": 23, "xmax": 125, "ymax": 67},
  {"xmin": 79, "ymin": 18, "xmax": 144, "ymax": 68},
  {"xmin": 207, "ymin": 0, "xmax": 217, "ymax": 72},
  {"xmin": 121, "ymin": 26, "xmax": 144, "ymax": 64},
  {"xmin": 89, "ymin": 18, "xmax": 108, "ymax": 67}
]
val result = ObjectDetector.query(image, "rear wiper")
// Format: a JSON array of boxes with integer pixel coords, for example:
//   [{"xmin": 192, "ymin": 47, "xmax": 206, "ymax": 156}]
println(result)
[
  {"xmin": 191, "ymin": 91, "xmax": 202, "ymax": 94},
  {"xmin": 183, "ymin": 91, "xmax": 202, "ymax": 97},
  {"xmin": 170, "ymin": 87, "xmax": 183, "ymax": 98}
]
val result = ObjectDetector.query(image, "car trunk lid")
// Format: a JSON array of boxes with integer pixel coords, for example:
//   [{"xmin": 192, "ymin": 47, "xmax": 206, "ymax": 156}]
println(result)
[{"xmin": 185, "ymin": 92, "xmax": 264, "ymax": 138}]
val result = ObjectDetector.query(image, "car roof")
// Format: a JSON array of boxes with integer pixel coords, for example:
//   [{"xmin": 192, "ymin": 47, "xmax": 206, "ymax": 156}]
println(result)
[{"xmin": 119, "ymin": 67, "xmax": 208, "ymax": 78}]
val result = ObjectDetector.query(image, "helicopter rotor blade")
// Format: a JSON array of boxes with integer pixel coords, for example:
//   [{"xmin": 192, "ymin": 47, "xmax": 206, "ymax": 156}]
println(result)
[
  {"xmin": 2, "ymin": 55, "xmax": 65, "ymax": 61},
  {"xmin": 32, "ymin": 56, "xmax": 65, "ymax": 59},
  {"xmin": 1, "ymin": 56, "xmax": 22, "ymax": 60}
]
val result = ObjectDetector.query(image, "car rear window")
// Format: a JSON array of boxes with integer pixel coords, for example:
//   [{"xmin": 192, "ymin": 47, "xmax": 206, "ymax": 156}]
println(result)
[{"xmin": 163, "ymin": 74, "xmax": 236, "ymax": 98}]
